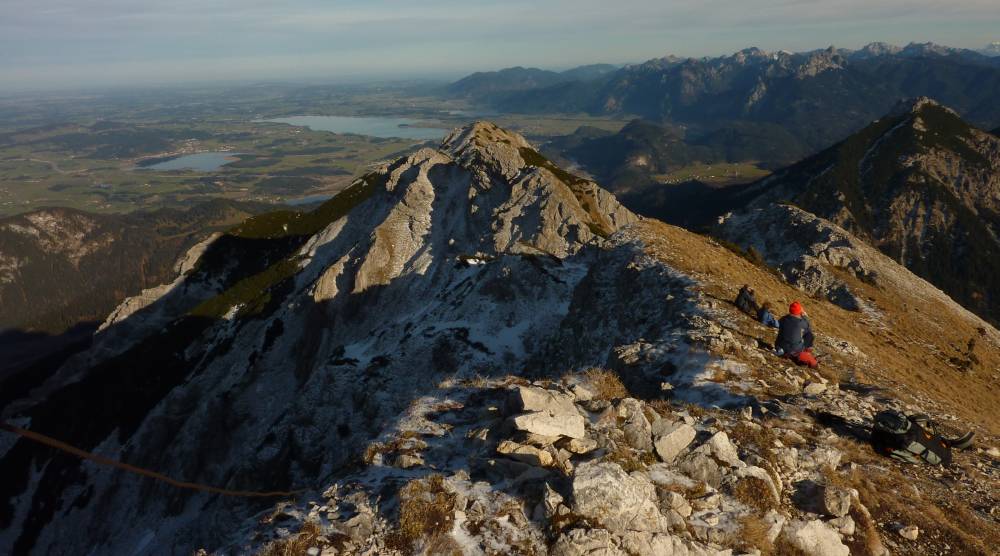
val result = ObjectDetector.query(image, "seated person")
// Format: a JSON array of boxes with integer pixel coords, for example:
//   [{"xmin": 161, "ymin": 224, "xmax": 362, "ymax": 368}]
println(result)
[
  {"xmin": 757, "ymin": 302, "xmax": 780, "ymax": 328},
  {"xmin": 735, "ymin": 284, "xmax": 760, "ymax": 316},
  {"xmin": 776, "ymin": 301, "xmax": 817, "ymax": 368}
]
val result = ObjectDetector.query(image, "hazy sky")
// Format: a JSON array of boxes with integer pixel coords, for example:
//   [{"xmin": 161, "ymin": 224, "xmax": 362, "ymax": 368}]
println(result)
[{"xmin": 2, "ymin": 0, "xmax": 998, "ymax": 90}]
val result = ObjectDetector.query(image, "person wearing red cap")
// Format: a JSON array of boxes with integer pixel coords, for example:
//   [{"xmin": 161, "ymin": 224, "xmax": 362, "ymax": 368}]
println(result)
[{"xmin": 775, "ymin": 301, "xmax": 817, "ymax": 368}]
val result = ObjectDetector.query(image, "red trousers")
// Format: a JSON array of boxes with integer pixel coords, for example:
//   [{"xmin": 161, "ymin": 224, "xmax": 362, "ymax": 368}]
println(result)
[{"xmin": 789, "ymin": 349, "xmax": 818, "ymax": 368}]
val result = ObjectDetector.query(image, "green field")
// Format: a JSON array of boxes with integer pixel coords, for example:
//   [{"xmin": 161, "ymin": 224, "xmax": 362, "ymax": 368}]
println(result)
[
  {"xmin": 0, "ymin": 120, "xmax": 423, "ymax": 216},
  {"xmin": 0, "ymin": 84, "xmax": 632, "ymax": 216}
]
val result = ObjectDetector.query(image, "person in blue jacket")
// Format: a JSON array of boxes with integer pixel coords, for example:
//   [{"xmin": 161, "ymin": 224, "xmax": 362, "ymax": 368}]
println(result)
[{"xmin": 757, "ymin": 301, "xmax": 780, "ymax": 328}]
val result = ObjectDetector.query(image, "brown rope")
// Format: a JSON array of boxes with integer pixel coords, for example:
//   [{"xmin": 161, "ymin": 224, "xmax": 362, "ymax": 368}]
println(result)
[{"xmin": 0, "ymin": 421, "xmax": 305, "ymax": 498}]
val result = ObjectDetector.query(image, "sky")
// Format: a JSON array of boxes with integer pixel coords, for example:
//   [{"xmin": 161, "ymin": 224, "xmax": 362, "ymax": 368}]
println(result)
[{"xmin": 2, "ymin": 0, "xmax": 998, "ymax": 91}]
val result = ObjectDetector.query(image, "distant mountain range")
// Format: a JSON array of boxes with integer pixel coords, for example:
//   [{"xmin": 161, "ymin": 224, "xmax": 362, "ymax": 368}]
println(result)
[
  {"xmin": 980, "ymin": 42, "xmax": 1000, "ymax": 57},
  {"xmin": 454, "ymin": 42, "xmax": 1000, "ymax": 155},
  {"xmin": 445, "ymin": 64, "xmax": 618, "ymax": 101},
  {"xmin": 740, "ymin": 98, "xmax": 1000, "ymax": 324}
]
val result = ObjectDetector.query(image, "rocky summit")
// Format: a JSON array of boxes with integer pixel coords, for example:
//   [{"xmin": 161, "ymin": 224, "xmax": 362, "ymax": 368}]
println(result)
[{"xmin": 1, "ymin": 123, "xmax": 999, "ymax": 556}]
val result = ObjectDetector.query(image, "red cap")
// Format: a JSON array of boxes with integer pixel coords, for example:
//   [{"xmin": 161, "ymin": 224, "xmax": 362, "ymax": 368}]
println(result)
[{"xmin": 789, "ymin": 302, "xmax": 803, "ymax": 316}]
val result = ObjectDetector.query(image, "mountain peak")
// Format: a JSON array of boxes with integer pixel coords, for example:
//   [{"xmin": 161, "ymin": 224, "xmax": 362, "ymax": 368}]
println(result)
[
  {"xmin": 891, "ymin": 95, "xmax": 942, "ymax": 113},
  {"xmin": 888, "ymin": 96, "xmax": 963, "ymax": 122},
  {"xmin": 858, "ymin": 41, "xmax": 901, "ymax": 56}
]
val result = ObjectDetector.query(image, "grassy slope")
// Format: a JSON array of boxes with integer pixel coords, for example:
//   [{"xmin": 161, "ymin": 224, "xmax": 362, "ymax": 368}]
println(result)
[
  {"xmin": 637, "ymin": 218, "xmax": 1000, "ymax": 554},
  {"xmin": 636, "ymin": 219, "xmax": 999, "ymax": 434}
]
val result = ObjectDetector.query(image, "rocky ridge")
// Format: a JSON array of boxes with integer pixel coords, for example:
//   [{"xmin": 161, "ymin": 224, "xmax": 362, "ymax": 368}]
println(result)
[{"xmin": 2, "ymin": 124, "xmax": 998, "ymax": 556}]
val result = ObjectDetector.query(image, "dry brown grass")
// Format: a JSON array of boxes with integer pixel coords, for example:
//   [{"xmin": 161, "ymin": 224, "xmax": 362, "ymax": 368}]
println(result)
[
  {"xmin": 731, "ymin": 476, "xmax": 778, "ymax": 512},
  {"xmin": 821, "ymin": 463, "xmax": 999, "ymax": 555},
  {"xmin": 256, "ymin": 520, "xmax": 323, "ymax": 556},
  {"xmin": 708, "ymin": 368, "xmax": 731, "ymax": 383},
  {"xmin": 386, "ymin": 475, "xmax": 457, "ymax": 552},
  {"xmin": 362, "ymin": 432, "xmax": 426, "ymax": 465},
  {"xmin": 728, "ymin": 421, "xmax": 776, "ymax": 451},
  {"xmin": 636, "ymin": 219, "xmax": 1000, "ymax": 435},
  {"xmin": 737, "ymin": 514, "xmax": 774, "ymax": 555},
  {"xmin": 584, "ymin": 368, "xmax": 629, "ymax": 400},
  {"xmin": 647, "ymin": 399, "xmax": 674, "ymax": 418},
  {"xmin": 846, "ymin": 503, "xmax": 884, "ymax": 556},
  {"xmin": 606, "ymin": 443, "xmax": 658, "ymax": 473},
  {"xmin": 772, "ymin": 535, "xmax": 808, "ymax": 556}
]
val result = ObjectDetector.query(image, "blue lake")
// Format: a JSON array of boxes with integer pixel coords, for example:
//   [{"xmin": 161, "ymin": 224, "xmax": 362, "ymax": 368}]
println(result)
[
  {"xmin": 266, "ymin": 115, "xmax": 447, "ymax": 140},
  {"xmin": 141, "ymin": 152, "xmax": 242, "ymax": 171}
]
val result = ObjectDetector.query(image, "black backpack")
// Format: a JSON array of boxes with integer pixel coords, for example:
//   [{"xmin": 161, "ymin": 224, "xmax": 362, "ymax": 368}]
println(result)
[{"xmin": 871, "ymin": 410, "xmax": 952, "ymax": 466}]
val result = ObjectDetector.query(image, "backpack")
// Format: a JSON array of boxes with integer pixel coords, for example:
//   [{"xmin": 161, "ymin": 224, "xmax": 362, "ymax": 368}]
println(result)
[{"xmin": 871, "ymin": 410, "xmax": 952, "ymax": 466}]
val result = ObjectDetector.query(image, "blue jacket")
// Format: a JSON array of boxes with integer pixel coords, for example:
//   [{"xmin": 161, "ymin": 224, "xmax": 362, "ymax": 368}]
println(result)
[
  {"xmin": 759, "ymin": 309, "xmax": 780, "ymax": 328},
  {"xmin": 776, "ymin": 315, "xmax": 814, "ymax": 354}
]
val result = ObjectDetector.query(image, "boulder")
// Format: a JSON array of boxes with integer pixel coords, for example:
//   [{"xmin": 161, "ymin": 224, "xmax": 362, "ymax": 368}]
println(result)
[
  {"xmin": 620, "ymin": 399, "xmax": 653, "ymax": 452},
  {"xmin": 620, "ymin": 531, "xmax": 731, "ymax": 556},
  {"xmin": 550, "ymin": 528, "xmax": 625, "ymax": 556},
  {"xmin": 688, "ymin": 510, "xmax": 741, "ymax": 545},
  {"xmin": 799, "ymin": 447, "xmax": 842, "ymax": 471},
  {"xmin": 696, "ymin": 431, "xmax": 741, "ymax": 467},
  {"xmin": 821, "ymin": 485, "xmax": 852, "ymax": 518},
  {"xmin": 899, "ymin": 525, "xmax": 919, "ymax": 540},
  {"xmin": 653, "ymin": 422, "xmax": 697, "ymax": 462},
  {"xmin": 512, "ymin": 411, "xmax": 586, "ymax": 439},
  {"xmin": 570, "ymin": 382, "xmax": 597, "ymax": 402},
  {"xmin": 829, "ymin": 515, "xmax": 855, "ymax": 536},
  {"xmin": 659, "ymin": 490, "xmax": 693, "ymax": 518},
  {"xmin": 782, "ymin": 519, "xmax": 849, "ymax": 556},
  {"xmin": 395, "ymin": 453, "xmax": 424, "ymax": 469},
  {"xmin": 497, "ymin": 440, "xmax": 554, "ymax": 467},
  {"xmin": 513, "ymin": 386, "xmax": 579, "ymax": 416},
  {"xmin": 678, "ymin": 453, "xmax": 723, "ymax": 488},
  {"xmin": 803, "ymin": 381, "xmax": 827, "ymax": 395},
  {"xmin": 561, "ymin": 437, "xmax": 598, "ymax": 455},
  {"xmin": 763, "ymin": 510, "xmax": 786, "ymax": 543},
  {"xmin": 571, "ymin": 461, "xmax": 674, "ymax": 533},
  {"xmin": 543, "ymin": 483, "xmax": 567, "ymax": 519}
]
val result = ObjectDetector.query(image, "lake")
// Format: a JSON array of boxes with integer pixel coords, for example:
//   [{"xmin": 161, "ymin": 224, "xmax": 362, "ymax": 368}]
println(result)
[
  {"xmin": 265, "ymin": 115, "xmax": 447, "ymax": 140},
  {"xmin": 140, "ymin": 152, "xmax": 243, "ymax": 171}
]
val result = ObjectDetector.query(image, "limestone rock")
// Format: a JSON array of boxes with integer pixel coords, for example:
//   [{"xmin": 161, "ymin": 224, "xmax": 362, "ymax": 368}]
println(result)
[
  {"xmin": 513, "ymin": 386, "xmax": 579, "ymax": 416},
  {"xmin": 899, "ymin": 525, "xmax": 919, "ymax": 540},
  {"xmin": 697, "ymin": 431, "xmax": 742, "ymax": 467},
  {"xmin": 763, "ymin": 510, "xmax": 786, "ymax": 543},
  {"xmin": 571, "ymin": 461, "xmax": 674, "ymax": 533},
  {"xmin": 653, "ymin": 422, "xmax": 697, "ymax": 462},
  {"xmin": 395, "ymin": 453, "xmax": 424, "ymax": 469},
  {"xmin": 619, "ymin": 399, "xmax": 654, "ymax": 452},
  {"xmin": 620, "ymin": 531, "xmax": 731, "ymax": 556},
  {"xmin": 543, "ymin": 483, "xmax": 566, "ymax": 519},
  {"xmin": 821, "ymin": 485, "xmax": 852, "ymax": 517},
  {"xmin": 512, "ymin": 411, "xmax": 586, "ymax": 439},
  {"xmin": 497, "ymin": 440, "xmax": 554, "ymax": 467},
  {"xmin": 782, "ymin": 519, "xmax": 850, "ymax": 556},
  {"xmin": 678, "ymin": 453, "xmax": 723, "ymax": 488},
  {"xmin": 803, "ymin": 381, "xmax": 827, "ymax": 395},
  {"xmin": 829, "ymin": 515, "xmax": 855, "ymax": 536},
  {"xmin": 561, "ymin": 437, "xmax": 598, "ymax": 455},
  {"xmin": 660, "ymin": 490, "xmax": 693, "ymax": 518},
  {"xmin": 551, "ymin": 528, "xmax": 625, "ymax": 556}
]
